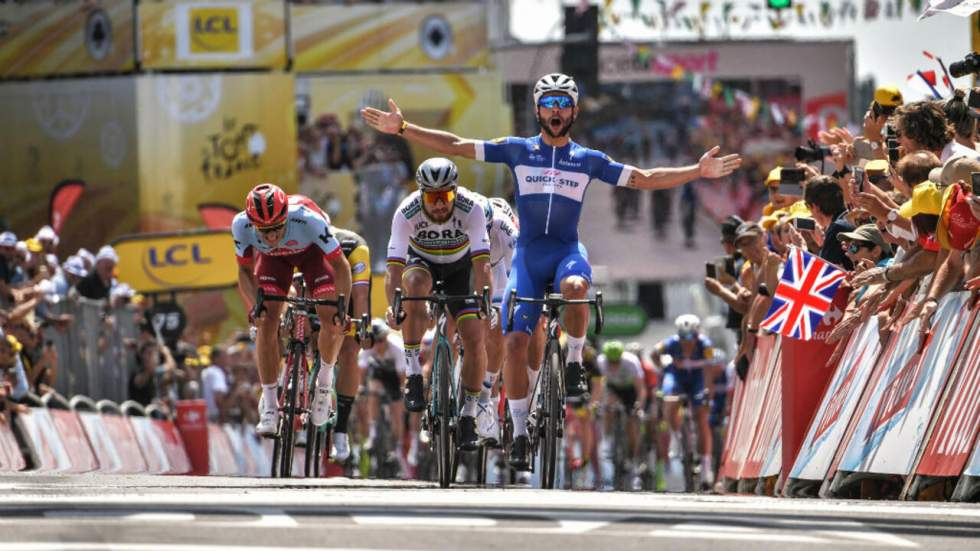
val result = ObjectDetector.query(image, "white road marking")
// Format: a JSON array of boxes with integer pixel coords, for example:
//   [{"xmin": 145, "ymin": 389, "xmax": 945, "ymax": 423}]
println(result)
[
  {"xmin": 42, "ymin": 511, "xmax": 195, "ymax": 523},
  {"xmin": 351, "ymin": 515, "xmax": 497, "ymax": 527},
  {"xmin": 241, "ymin": 509, "xmax": 299, "ymax": 528},
  {"xmin": 0, "ymin": 546, "xmax": 404, "ymax": 551},
  {"xmin": 553, "ymin": 519, "xmax": 612, "ymax": 534},
  {"xmin": 820, "ymin": 530, "xmax": 920, "ymax": 548},
  {"xmin": 650, "ymin": 528, "xmax": 829, "ymax": 544}
]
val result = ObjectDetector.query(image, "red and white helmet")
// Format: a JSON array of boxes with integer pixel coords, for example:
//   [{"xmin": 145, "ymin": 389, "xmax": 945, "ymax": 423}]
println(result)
[{"xmin": 245, "ymin": 183, "xmax": 288, "ymax": 228}]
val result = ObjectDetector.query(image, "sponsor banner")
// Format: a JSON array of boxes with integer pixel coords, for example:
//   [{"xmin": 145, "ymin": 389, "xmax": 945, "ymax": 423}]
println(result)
[
  {"xmin": 839, "ymin": 292, "xmax": 972, "ymax": 475},
  {"xmin": 111, "ymin": 230, "xmax": 237, "ymax": 294},
  {"xmin": 137, "ymin": 72, "xmax": 297, "ymax": 232},
  {"xmin": 223, "ymin": 424, "xmax": 257, "ymax": 476},
  {"xmin": 16, "ymin": 408, "xmax": 72, "ymax": 472},
  {"xmin": 139, "ymin": 0, "xmax": 286, "ymax": 69},
  {"xmin": 77, "ymin": 412, "xmax": 124, "ymax": 473},
  {"xmin": 290, "ymin": 2, "xmax": 489, "ymax": 72},
  {"xmin": 48, "ymin": 410, "xmax": 99, "ymax": 474},
  {"xmin": 719, "ymin": 335, "xmax": 778, "ymax": 479},
  {"xmin": 0, "ymin": 78, "xmax": 140, "ymax": 254},
  {"xmin": 208, "ymin": 423, "xmax": 239, "ymax": 475},
  {"xmin": 129, "ymin": 417, "xmax": 172, "ymax": 474},
  {"xmin": 0, "ymin": 420, "xmax": 26, "ymax": 472},
  {"xmin": 789, "ymin": 317, "xmax": 882, "ymax": 481},
  {"xmin": 100, "ymin": 415, "xmax": 149, "ymax": 473},
  {"xmin": 0, "ymin": 0, "xmax": 135, "ymax": 78},
  {"xmin": 175, "ymin": 400, "xmax": 210, "ymax": 475},
  {"xmin": 916, "ymin": 305, "xmax": 980, "ymax": 476},
  {"xmin": 152, "ymin": 419, "xmax": 192, "ymax": 474},
  {"xmin": 246, "ymin": 425, "xmax": 273, "ymax": 477},
  {"xmin": 966, "ymin": 430, "xmax": 980, "ymax": 476},
  {"xmin": 739, "ymin": 338, "xmax": 783, "ymax": 480},
  {"xmin": 718, "ymin": 373, "xmax": 746, "ymax": 480},
  {"xmin": 303, "ymin": 72, "xmax": 511, "ymax": 273}
]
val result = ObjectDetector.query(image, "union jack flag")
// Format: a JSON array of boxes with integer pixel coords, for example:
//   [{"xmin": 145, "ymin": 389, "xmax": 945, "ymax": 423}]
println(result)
[{"xmin": 760, "ymin": 247, "xmax": 847, "ymax": 340}]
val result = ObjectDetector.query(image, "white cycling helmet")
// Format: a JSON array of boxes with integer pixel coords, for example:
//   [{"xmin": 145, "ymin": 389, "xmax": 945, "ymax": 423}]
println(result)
[
  {"xmin": 533, "ymin": 73, "xmax": 579, "ymax": 106},
  {"xmin": 415, "ymin": 157, "xmax": 458, "ymax": 191},
  {"xmin": 675, "ymin": 314, "xmax": 701, "ymax": 334}
]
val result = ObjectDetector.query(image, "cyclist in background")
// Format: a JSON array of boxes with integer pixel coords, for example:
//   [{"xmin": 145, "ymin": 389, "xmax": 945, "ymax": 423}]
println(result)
[
  {"xmin": 652, "ymin": 314, "xmax": 716, "ymax": 487},
  {"xmin": 565, "ymin": 341, "xmax": 601, "ymax": 486},
  {"xmin": 596, "ymin": 340, "xmax": 646, "ymax": 475},
  {"xmin": 358, "ymin": 319, "xmax": 407, "ymax": 471},
  {"xmin": 232, "ymin": 184, "xmax": 352, "ymax": 436},
  {"xmin": 384, "ymin": 158, "xmax": 492, "ymax": 451}
]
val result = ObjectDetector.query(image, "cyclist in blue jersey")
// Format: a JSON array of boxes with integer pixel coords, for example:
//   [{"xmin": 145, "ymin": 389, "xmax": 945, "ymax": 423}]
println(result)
[
  {"xmin": 651, "ymin": 314, "xmax": 717, "ymax": 487},
  {"xmin": 361, "ymin": 73, "xmax": 741, "ymax": 469}
]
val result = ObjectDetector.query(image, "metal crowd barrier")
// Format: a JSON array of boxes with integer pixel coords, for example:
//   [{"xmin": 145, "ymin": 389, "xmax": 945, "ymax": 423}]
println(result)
[{"xmin": 43, "ymin": 298, "xmax": 139, "ymax": 403}]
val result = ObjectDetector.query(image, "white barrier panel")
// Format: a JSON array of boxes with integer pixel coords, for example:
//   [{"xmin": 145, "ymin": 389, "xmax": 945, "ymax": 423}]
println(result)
[
  {"xmin": 17, "ymin": 409, "xmax": 72, "ymax": 472},
  {"xmin": 224, "ymin": 425, "xmax": 260, "ymax": 476},
  {"xmin": 129, "ymin": 417, "xmax": 172, "ymax": 475},
  {"xmin": 48, "ymin": 410, "xmax": 99, "ymax": 473},
  {"xmin": 789, "ymin": 317, "xmax": 881, "ymax": 482},
  {"xmin": 838, "ymin": 292, "xmax": 971, "ymax": 475},
  {"xmin": 0, "ymin": 420, "xmax": 26, "ymax": 471},
  {"xmin": 207, "ymin": 423, "xmax": 238, "ymax": 476},
  {"xmin": 965, "ymin": 436, "xmax": 980, "ymax": 477},
  {"xmin": 100, "ymin": 415, "xmax": 149, "ymax": 473},
  {"xmin": 244, "ymin": 426, "xmax": 271, "ymax": 477},
  {"xmin": 151, "ymin": 419, "xmax": 192, "ymax": 474},
  {"xmin": 77, "ymin": 412, "xmax": 124, "ymax": 473}
]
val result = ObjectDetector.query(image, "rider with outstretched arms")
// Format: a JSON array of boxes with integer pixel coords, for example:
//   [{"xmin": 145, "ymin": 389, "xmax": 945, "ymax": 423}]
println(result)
[
  {"xmin": 362, "ymin": 72, "xmax": 741, "ymax": 468},
  {"xmin": 652, "ymin": 314, "xmax": 716, "ymax": 487},
  {"xmin": 384, "ymin": 158, "xmax": 492, "ymax": 451},
  {"xmin": 232, "ymin": 184, "xmax": 352, "ymax": 436}
]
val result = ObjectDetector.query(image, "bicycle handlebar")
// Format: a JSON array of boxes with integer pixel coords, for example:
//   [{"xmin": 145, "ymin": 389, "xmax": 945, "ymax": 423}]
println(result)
[
  {"xmin": 505, "ymin": 291, "xmax": 604, "ymax": 335},
  {"xmin": 392, "ymin": 285, "xmax": 491, "ymax": 325},
  {"xmin": 255, "ymin": 287, "xmax": 347, "ymax": 327}
]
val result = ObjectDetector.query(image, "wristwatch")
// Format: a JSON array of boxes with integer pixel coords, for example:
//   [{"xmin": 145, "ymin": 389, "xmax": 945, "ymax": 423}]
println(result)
[
  {"xmin": 832, "ymin": 166, "xmax": 851, "ymax": 179},
  {"xmin": 886, "ymin": 209, "xmax": 899, "ymax": 223},
  {"xmin": 398, "ymin": 120, "xmax": 409, "ymax": 136}
]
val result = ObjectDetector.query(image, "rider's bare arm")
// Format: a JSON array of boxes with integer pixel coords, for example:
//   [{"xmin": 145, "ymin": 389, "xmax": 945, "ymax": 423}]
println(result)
[
  {"xmin": 328, "ymin": 252, "xmax": 353, "ymax": 312},
  {"xmin": 625, "ymin": 146, "xmax": 742, "ymax": 190},
  {"xmin": 360, "ymin": 98, "xmax": 478, "ymax": 159},
  {"xmin": 237, "ymin": 263, "xmax": 258, "ymax": 312}
]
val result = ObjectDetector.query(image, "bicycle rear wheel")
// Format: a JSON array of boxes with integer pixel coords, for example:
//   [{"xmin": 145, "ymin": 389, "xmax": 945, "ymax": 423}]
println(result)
[
  {"xmin": 681, "ymin": 409, "xmax": 699, "ymax": 493},
  {"xmin": 435, "ymin": 342, "xmax": 454, "ymax": 488},
  {"xmin": 278, "ymin": 346, "xmax": 302, "ymax": 478},
  {"xmin": 539, "ymin": 340, "xmax": 561, "ymax": 489}
]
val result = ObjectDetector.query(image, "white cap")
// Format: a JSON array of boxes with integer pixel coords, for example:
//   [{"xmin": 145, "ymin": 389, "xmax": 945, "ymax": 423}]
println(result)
[
  {"xmin": 45, "ymin": 253, "xmax": 58, "ymax": 267},
  {"xmin": 63, "ymin": 255, "xmax": 88, "ymax": 277},
  {"xmin": 95, "ymin": 245, "xmax": 119, "ymax": 264},
  {"xmin": 110, "ymin": 282, "xmax": 135, "ymax": 300},
  {"xmin": 77, "ymin": 248, "xmax": 95, "ymax": 267},
  {"xmin": 0, "ymin": 232, "xmax": 16, "ymax": 247},
  {"xmin": 15, "ymin": 241, "xmax": 28, "ymax": 255},
  {"xmin": 36, "ymin": 225, "xmax": 58, "ymax": 246}
]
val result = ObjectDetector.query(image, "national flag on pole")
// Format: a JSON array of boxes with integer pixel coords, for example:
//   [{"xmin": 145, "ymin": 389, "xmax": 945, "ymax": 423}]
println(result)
[{"xmin": 760, "ymin": 247, "xmax": 847, "ymax": 340}]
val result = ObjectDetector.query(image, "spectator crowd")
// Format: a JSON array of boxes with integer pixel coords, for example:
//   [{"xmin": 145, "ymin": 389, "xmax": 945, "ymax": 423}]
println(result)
[{"xmin": 702, "ymin": 85, "xmax": 980, "ymax": 380}]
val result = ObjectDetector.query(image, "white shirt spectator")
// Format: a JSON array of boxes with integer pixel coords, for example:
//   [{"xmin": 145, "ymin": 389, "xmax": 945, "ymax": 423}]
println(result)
[
  {"xmin": 200, "ymin": 364, "xmax": 229, "ymax": 420},
  {"xmin": 941, "ymin": 140, "xmax": 980, "ymax": 163},
  {"xmin": 358, "ymin": 334, "xmax": 405, "ymax": 374}
]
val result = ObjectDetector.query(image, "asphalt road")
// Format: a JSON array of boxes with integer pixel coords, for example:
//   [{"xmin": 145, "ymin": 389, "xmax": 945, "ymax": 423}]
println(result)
[{"xmin": 1, "ymin": 474, "xmax": 979, "ymax": 551}]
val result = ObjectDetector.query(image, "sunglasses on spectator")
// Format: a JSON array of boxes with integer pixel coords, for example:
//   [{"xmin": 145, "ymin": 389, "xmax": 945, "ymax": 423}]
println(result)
[
  {"xmin": 847, "ymin": 241, "xmax": 875, "ymax": 254},
  {"xmin": 422, "ymin": 189, "xmax": 456, "ymax": 207},
  {"xmin": 538, "ymin": 96, "xmax": 574, "ymax": 109},
  {"xmin": 257, "ymin": 222, "xmax": 286, "ymax": 234}
]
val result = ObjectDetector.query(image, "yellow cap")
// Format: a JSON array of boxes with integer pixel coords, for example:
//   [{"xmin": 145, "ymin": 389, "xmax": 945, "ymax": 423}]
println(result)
[
  {"xmin": 25, "ymin": 238, "xmax": 43, "ymax": 253},
  {"xmin": 760, "ymin": 208, "xmax": 787, "ymax": 231},
  {"xmin": 865, "ymin": 159, "xmax": 890, "ymax": 175},
  {"xmin": 874, "ymin": 85, "xmax": 903, "ymax": 108},
  {"xmin": 5, "ymin": 334, "xmax": 22, "ymax": 353},
  {"xmin": 898, "ymin": 181, "xmax": 943, "ymax": 219},
  {"xmin": 765, "ymin": 167, "xmax": 781, "ymax": 187}
]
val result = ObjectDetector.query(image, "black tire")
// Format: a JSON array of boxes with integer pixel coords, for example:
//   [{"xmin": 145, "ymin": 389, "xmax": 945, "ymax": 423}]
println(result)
[
  {"xmin": 271, "ymin": 429, "xmax": 282, "ymax": 478},
  {"xmin": 279, "ymin": 347, "xmax": 302, "ymax": 478},
  {"xmin": 681, "ymin": 411, "xmax": 700, "ymax": 493},
  {"xmin": 501, "ymin": 399, "xmax": 516, "ymax": 487},
  {"xmin": 477, "ymin": 445, "xmax": 488, "ymax": 486},
  {"xmin": 435, "ymin": 342, "xmax": 454, "ymax": 488},
  {"xmin": 539, "ymin": 341, "xmax": 561, "ymax": 489},
  {"xmin": 304, "ymin": 422, "xmax": 317, "ymax": 478},
  {"xmin": 612, "ymin": 410, "xmax": 628, "ymax": 491}
]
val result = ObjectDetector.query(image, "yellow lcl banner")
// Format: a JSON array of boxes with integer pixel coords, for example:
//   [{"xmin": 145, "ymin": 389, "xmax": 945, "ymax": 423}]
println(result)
[{"xmin": 111, "ymin": 230, "xmax": 238, "ymax": 294}]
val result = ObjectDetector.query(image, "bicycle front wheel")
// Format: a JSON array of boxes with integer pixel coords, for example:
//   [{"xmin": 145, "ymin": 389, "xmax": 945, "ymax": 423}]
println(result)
[
  {"xmin": 435, "ymin": 342, "xmax": 454, "ymax": 488},
  {"xmin": 539, "ymin": 340, "xmax": 562, "ymax": 489},
  {"xmin": 279, "ymin": 346, "xmax": 302, "ymax": 478}
]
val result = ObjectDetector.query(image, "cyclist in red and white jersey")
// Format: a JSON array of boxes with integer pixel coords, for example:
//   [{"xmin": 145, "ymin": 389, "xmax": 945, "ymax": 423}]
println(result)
[{"xmin": 232, "ymin": 184, "xmax": 352, "ymax": 436}]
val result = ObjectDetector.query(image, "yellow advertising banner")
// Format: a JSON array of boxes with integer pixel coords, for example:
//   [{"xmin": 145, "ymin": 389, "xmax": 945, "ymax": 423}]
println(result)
[
  {"xmin": 136, "ymin": 72, "xmax": 298, "ymax": 232},
  {"xmin": 139, "ymin": 0, "xmax": 287, "ymax": 70},
  {"xmin": 300, "ymin": 71, "xmax": 512, "ymax": 273},
  {"xmin": 111, "ymin": 230, "xmax": 238, "ymax": 293},
  {"xmin": 0, "ymin": 77, "xmax": 141, "ymax": 255},
  {"xmin": 0, "ymin": 0, "xmax": 135, "ymax": 78},
  {"xmin": 291, "ymin": 2, "xmax": 489, "ymax": 72}
]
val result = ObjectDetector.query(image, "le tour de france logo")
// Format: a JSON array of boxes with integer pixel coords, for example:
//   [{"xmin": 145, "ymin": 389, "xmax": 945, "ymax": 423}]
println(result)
[{"xmin": 201, "ymin": 117, "xmax": 266, "ymax": 180}]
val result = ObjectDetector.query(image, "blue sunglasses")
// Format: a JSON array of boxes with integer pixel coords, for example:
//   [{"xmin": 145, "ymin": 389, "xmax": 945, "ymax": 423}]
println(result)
[{"xmin": 538, "ymin": 95, "xmax": 574, "ymax": 109}]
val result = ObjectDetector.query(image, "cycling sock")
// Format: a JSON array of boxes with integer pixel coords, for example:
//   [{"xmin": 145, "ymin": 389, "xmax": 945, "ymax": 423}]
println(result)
[
  {"xmin": 334, "ymin": 394, "xmax": 355, "ymax": 433},
  {"xmin": 526, "ymin": 367, "xmax": 540, "ymax": 396},
  {"xmin": 509, "ymin": 397, "xmax": 529, "ymax": 437},
  {"xmin": 566, "ymin": 335, "xmax": 586, "ymax": 364},
  {"xmin": 461, "ymin": 390, "xmax": 480, "ymax": 417},
  {"xmin": 404, "ymin": 343, "xmax": 422, "ymax": 376},
  {"xmin": 701, "ymin": 454, "xmax": 713, "ymax": 474},
  {"xmin": 261, "ymin": 384, "xmax": 278, "ymax": 409},
  {"xmin": 317, "ymin": 360, "xmax": 335, "ymax": 389},
  {"xmin": 479, "ymin": 370, "xmax": 499, "ymax": 404}
]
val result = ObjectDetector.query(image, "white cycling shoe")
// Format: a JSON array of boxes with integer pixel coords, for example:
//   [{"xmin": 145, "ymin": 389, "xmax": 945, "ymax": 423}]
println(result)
[
  {"xmin": 256, "ymin": 402, "xmax": 279, "ymax": 437},
  {"xmin": 311, "ymin": 387, "xmax": 334, "ymax": 427},
  {"xmin": 476, "ymin": 403, "xmax": 498, "ymax": 442},
  {"xmin": 331, "ymin": 432, "xmax": 350, "ymax": 462}
]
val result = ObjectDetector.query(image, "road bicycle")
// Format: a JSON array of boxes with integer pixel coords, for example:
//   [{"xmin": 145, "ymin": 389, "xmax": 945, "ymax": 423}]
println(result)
[
  {"xmin": 505, "ymin": 289, "xmax": 603, "ymax": 489},
  {"xmin": 392, "ymin": 282, "xmax": 489, "ymax": 488},
  {"xmin": 255, "ymin": 284, "xmax": 346, "ymax": 478}
]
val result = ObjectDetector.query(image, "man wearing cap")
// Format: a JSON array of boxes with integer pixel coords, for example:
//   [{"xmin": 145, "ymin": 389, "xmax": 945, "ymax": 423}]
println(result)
[
  {"xmin": 76, "ymin": 245, "xmax": 118, "ymax": 301},
  {"xmin": 34, "ymin": 226, "xmax": 58, "ymax": 257},
  {"xmin": 730, "ymin": 222, "xmax": 782, "ymax": 375},
  {"xmin": 840, "ymin": 224, "xmax": 893, "ymax": 270},
  {"xmin": 864, "ymin": 85, "xmax": 903, "ymax": 146},
  {"xmin": 0, "ymin": 232, "xmax": 18, "ymax": 305},
  {"xmin": 49, "ymin": 256, "xmax": 86, "ymax": 298},
  {"xmin": 704, "ymin": 215, "xmax": 747, "ymax": 342}
]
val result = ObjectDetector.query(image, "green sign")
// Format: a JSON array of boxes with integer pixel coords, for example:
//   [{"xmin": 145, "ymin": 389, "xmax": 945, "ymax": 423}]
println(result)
[
  {"xmin": 767, "ymin": 0, "xmax": 792, "ymax": 9},
  {"xmin": 589, "ymin": 303, "xmax": 648, "ymax": 337}
]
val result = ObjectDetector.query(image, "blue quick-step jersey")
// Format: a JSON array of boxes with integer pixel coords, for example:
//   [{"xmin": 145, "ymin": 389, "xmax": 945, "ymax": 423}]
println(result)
[{"xmin": 475, "ymin": 136, "xmax": 631, "ymax": 245}]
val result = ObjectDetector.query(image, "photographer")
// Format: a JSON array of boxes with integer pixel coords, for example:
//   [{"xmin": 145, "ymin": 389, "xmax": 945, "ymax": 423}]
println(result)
[
  {"xmin": 730, "ymin": 222, "xmax": 782, "ymax": 378},
  {"xmin": 703, "ymin": 215, "xmax": 746, "ymax": 343},
  {"xmin": 804, "ymin": 175, "xmax": 855, "ymax": 270}
]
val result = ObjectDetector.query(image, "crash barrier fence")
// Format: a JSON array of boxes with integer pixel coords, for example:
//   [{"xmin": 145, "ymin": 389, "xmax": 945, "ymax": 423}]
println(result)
[
  {"xmin": 0, "ymin": 398, "xmax": 316, "ymax": 477},
  {"xmin": 718, "ymin": 283, "xmax": 980, "ymax": 502},
  {"xmin": 42, "ymin": 298, "xmax": 140, "ymax": 404}
]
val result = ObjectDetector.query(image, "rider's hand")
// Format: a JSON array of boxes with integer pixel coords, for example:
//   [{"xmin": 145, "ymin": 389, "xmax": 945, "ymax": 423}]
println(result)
[
  {"xmin": 487, "ymin": 306, "xmax": 500, "ymax": 330},
  {"xmin": 386, "ymin": 306, "xmax": 401, "ymax": 329},
  {"xmin": 360, "ymin": 98, "xmax": 404, "ymax": 135},
  {"xmin": 698, "ymin": 146, "xmax": 742, "ymax": 179},
  {"xmin": 249, "ymin": 302, "xmax": 266, "ymax": 325}
]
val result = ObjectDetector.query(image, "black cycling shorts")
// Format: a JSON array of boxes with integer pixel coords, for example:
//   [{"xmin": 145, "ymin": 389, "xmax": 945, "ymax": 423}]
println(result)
[
  {"xmin": 607, "ymin": 384, "xmax": 637, "ymax": 411},
  {"xmin": 405, "ymin": 248, "xmax": 479, "ymax": 320},
  {"xmin": 370, "ymin": 367, "xmax": 402, "ymax": 403}
]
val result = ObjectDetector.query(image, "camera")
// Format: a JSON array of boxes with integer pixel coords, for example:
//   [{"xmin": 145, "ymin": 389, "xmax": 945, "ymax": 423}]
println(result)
[
  {"xmin": 950, "ymin": 52, "xmax": 980, "ymax": 78},
  {"xmin": 795, "ymin": 140, "xmax": 831, "ymax": 163}
]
